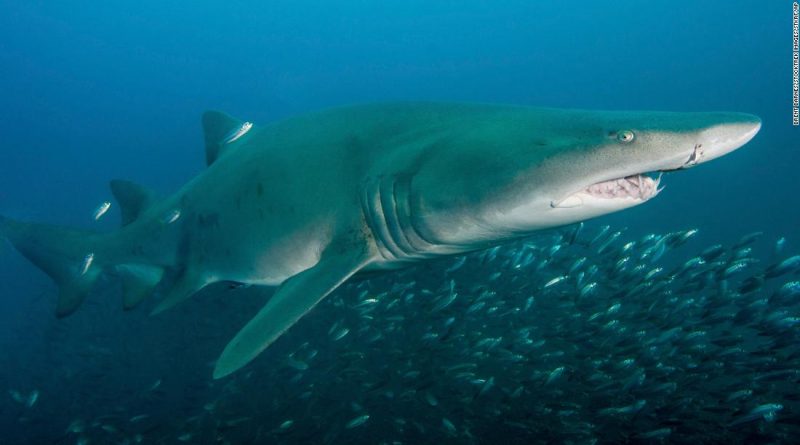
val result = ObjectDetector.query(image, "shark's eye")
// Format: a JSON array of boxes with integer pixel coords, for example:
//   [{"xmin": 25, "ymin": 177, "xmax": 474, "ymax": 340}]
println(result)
[{"xmin": 617, "ymin": 130, "xmax": 635, "ymax": 143}]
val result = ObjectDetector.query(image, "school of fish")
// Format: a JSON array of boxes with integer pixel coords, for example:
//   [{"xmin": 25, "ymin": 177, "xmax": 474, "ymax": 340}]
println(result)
[{"xmin": 4, "ymin": 222, "xmax": 800, "ymax": 444}]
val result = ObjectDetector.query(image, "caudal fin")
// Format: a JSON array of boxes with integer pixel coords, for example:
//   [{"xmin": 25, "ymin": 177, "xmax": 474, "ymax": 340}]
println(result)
[{"xmin": 0, "ymin": 215, "xmax": 103, "ymax": 317}]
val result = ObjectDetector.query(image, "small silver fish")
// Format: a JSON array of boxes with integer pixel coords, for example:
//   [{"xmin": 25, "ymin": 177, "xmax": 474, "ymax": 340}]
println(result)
[
  {"xmin": 778, "ymin": 281, "xmax": 800, "ymax": 297},
  {"xmin": 424, "ymin": 391, "xmax": 438, "ymax": 406},
  {"xmin": 607, "ymin": 399, "xmax": 646, "ymax": 415},
  {"xmin": 579, "ymin": 282, "xmax": 597, "ymax": 298},
  {"xmin": 775, "ymin": 237, "xmax": 787, "ymax": 255},
  {"xmin": 331, "ymin": 327, "xmax": 350, "ymax": 341},
  {"xmin": 224, "ymin": 417, "xmax": 252, "ymax": 427},
  {"xmin": 345, "ymin": 414, "xmax": 370, "ymax": 429},
  {"xmin": 129, "ymin": 414, "xmax": 150, "ymax": 423},
  {"xmin": 545, "ymin": 366, "xmax": 565, "ymax": 385},
  {"xmin": 80, "ymin": 253, "xmax": 94, "ymax": 276},
  {"xmin": 766, "ymin": 255, "xmax": 800, "ymax": 278},
  {"xmin": 644, "ymin": 267, "xmax": 662, "ymax": 280},
  {"xmin": 432, "ymin": 291, "xmax": 457, "ymax": 312},
  {"xmin": 445, "ymin": 256, "xmax": 467, "ymax": 273},
  {"xmin": 680, "ymin": 228, "xmax": 699, "ymax": 242},
  {"xmin": 92, "ymin": 201, "xmax": 111, "ymax": 220},
  {"xmin": 163, "ymin": 209, "xmax": 181, "ymax": 224},
  {"xmin": 442, "ymin": 417, "xmax": 457, "ymax": 434},
  {"xmin": 636, "ymin": 428, "xmax": 671, "ymax": 439},
  {"xmin": 523, "ymin": 296, "xmax": 534, "ymax": 311},
  {"xmin": 66, "ymin": 419, "xmax": 86, "ymax": 434},
  {"xmin": 286, "ymin": 356, "xmax": 309, "ymax": 371},
  {"xmin": 353, "ymin": 298, "xmax": 379, "ymax": 310},
  {"xmin": 223, "ymin": 122, "xmax": 253, "ymax": 144},
  {"xmin": 544, "ymin": 275, "xmax": 567, "ymax": 288},
  {"xmin": 589, "ymin": 225, "xmax": 611, "ymax": 245},
  {"xmin": 477, "ymin": 376, "xmax": 495, "ymax": 397},
  {"xmin": 728, "ymin": 403, "xmax": 783, "ymax": 426},
  {"xmin": 466, "ymin": 301, "xmax": 485, "ymax": 314},
  {"xmin": 26, "ymin": 390, "xmax": 38, "ymax": 408},
  {"xmin": 568, "ymin": 257, "xmax": 586, "ymax": 275},
  {"xmin": 726, "ymin": 389, "xmax": 752, "ymax": 402}
]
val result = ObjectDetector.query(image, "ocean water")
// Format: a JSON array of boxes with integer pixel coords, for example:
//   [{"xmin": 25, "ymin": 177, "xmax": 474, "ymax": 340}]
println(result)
[{"xmin": 0, "ymin": 1, "xmax": 797, "ymax": 443}]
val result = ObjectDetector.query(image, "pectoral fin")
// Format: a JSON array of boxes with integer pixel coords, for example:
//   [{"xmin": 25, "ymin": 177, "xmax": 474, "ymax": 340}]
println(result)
[{"xmin": 213, "ymin": 247, "xmax": 369, "ymax": 379}]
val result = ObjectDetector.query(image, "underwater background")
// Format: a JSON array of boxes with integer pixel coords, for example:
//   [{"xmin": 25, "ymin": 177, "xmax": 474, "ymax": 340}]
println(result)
[{"xmin": 0, "ymin": 0, "xmax": 797, "ymax": 443}]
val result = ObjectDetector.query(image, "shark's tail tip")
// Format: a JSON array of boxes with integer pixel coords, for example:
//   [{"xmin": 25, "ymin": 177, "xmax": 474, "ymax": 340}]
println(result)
[{"xmin": 2, "ymin": 216, "xmax": 103, "ymax": 317}]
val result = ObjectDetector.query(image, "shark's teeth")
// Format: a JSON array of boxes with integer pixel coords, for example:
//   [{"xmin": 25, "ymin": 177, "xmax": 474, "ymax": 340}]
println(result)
[{"xmin": 584, "ymin": 174, "xmax": 660, "ymax": 200}]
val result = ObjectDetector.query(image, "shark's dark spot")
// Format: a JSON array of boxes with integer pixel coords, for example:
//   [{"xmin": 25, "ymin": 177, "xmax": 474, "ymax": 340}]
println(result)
[{"xmin": 256, "ymin": 183, "xmax": 264, "ymax": 197}]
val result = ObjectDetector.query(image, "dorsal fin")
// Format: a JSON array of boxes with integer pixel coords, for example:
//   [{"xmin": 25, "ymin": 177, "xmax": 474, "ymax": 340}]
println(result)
[
  {"xmin": 202, "ymin": 111, "xmax": 254, "ymax": 166},
  {"xmin": 109, "ymin": 180, "xmax": 158, "ymax": 226}
]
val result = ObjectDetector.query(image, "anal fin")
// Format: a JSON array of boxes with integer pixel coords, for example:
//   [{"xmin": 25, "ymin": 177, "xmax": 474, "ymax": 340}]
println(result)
[
  {"xmin": 150, "ymin": 268, "xmax": 208, "ymax": 315},
  {"xmin": 213, "ymin": 247, "xmax": 370, "ymax": 379},
  {"xmin": 116, "ymin": 264, "xmax": 164, "ymax": 310}
]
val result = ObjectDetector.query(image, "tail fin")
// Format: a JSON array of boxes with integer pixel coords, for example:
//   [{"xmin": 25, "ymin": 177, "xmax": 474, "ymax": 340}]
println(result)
[{"xmin": 0, "ymin": 215, "xmax": 103, "ymax": 317}]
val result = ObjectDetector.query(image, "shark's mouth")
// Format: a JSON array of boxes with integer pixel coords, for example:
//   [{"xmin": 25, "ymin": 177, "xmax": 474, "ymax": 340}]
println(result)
[
  {"xmin": 584, "ymin": 173, "xmax": 663, "ymax": 200},
  {"xmin": 551, "ymin": 173, "xmax": 663, "ymax": 208}
]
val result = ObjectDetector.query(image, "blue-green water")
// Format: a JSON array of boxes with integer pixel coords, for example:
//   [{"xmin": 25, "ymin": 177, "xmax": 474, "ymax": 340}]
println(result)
[{"xmin": 0, "ymin": 1, "xmax": 797, "ymax": 443}]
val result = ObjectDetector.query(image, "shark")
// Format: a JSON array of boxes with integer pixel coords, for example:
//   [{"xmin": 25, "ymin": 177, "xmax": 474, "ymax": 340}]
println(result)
[{"xmin": 0, "ymin": 102, "xmax": 761, "ymax": 378}]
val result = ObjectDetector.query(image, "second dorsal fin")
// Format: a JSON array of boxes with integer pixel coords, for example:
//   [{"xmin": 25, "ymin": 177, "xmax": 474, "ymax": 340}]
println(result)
[
  {"xmin": 202, "ymin": 111, "xmax": 254, "ymax": 166},
  {"xmin": 109, "ymin": 180, "xmax": 158, "ymax": 226}
]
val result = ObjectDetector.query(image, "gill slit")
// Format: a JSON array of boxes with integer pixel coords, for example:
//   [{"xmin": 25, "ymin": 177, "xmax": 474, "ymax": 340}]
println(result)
[{"xmin": 361, "ymin": 175, "xmax": 436, "ymax": 262}]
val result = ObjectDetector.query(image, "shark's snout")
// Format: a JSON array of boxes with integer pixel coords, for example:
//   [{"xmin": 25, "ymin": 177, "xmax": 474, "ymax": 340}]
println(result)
[
  {"xmin": 686, "ymin": 115, "xmax": 761, "ymax": 166},
  {"xmin": 550, "ymin": 113, "xmax": 761, "ymax": 212}
]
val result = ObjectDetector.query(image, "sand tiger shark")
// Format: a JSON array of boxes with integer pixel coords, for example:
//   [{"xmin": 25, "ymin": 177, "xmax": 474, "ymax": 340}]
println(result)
[{"xmin": 0, "ymin": 102, "xmax": 761, "ymax": 378}]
